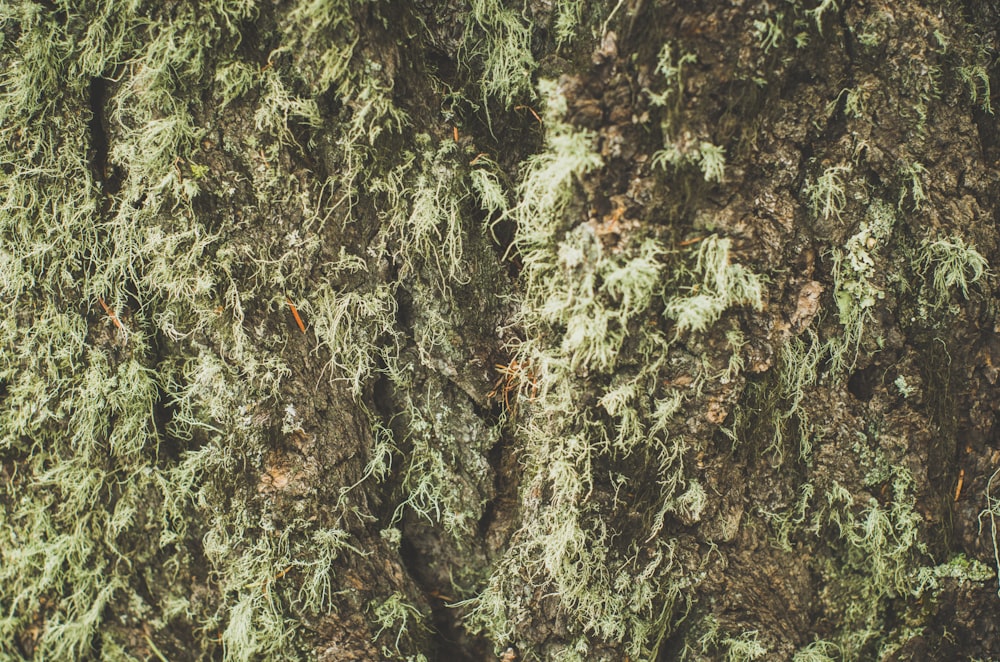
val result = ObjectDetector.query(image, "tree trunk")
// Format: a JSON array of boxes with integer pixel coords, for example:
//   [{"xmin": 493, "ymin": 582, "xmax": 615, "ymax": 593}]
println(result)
[{"xmin": 2, "ymin": 0, "xmax": 999, "ymax": 660}]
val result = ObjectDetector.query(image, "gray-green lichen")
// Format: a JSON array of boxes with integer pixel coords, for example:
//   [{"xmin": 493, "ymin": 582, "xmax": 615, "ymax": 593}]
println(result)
[{"xmin": 2, "ymin": 0, "xmax": 999, "ymax": 660}]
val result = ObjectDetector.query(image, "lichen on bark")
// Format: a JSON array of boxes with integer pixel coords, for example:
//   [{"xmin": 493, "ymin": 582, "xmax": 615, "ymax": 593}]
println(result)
[{"xmin": 1, "ymin": 0, "xmax": 999, "ymax": 660}]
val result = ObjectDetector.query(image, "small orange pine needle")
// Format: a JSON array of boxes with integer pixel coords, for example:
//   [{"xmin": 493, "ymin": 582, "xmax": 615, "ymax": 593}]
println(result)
[
  {"xmin": 98, "ymin": 297, "xmax": 124, "ymax": 330},
  {"xmin": 286, "ymin": 297, "xmax": 306, "ymax": 333},
  {"xmin": 514, "ymin": 105, "xmax": 542, "ymax": 123}
]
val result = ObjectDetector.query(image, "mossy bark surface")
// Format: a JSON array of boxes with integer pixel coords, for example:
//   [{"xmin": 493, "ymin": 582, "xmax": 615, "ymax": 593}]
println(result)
[{"xmin": 1, "ymin": 1, "xmax": 999, "ymax": 660}]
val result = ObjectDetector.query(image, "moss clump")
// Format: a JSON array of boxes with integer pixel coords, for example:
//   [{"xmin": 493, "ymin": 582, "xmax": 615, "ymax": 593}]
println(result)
[{"xmin": 663, "ymin": 235, "xmax": 764, "ymax": 336}]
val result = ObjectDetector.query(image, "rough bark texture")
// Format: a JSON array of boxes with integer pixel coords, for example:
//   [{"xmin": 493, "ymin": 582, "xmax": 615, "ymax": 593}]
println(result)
[{"xmin": 1, "ymin": 1, "xmax": 999, "ymax": 660}]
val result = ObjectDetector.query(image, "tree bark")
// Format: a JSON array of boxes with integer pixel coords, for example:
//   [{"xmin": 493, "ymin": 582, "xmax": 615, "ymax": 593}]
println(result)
[{"xmin": 1, "ymin": 0, "xmax": 999, "ymax": 660}]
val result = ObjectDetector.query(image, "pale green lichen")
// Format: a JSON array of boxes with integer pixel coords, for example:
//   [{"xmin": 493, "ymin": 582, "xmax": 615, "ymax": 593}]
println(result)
[
  {"xmin": 762, "ymin": 448, "xmax": 933, "ymax": 658},
  {"xmin": 463, "ymin": 78, "xmax": 764, "ymax": 659},
  {"xmin": 897, "ymin": 161, "xmax": 928, "ymax": 210},
  {"xmin": 646, "ymin": 42, "xmax": 697, "ymax": 112},
  {"xmin": 916, "ymin": 235, "xmax": 990, "ymax": 306},
  {"xmin": 4, "ymin": 1, "xmax": 992, "ymax": 660},
  {"xmin": 828, "ymin": 200, "xmax": 895, "ymax": 375},
  {"xmin": 753, "ymin": 13, "xmax": 785, "ymax": 53},
  {"xmin": 664, "ymin": 235, "xmax": 764, "ymax": 335},
  {"xmin": 463, "ymin": 0, "xmax": 536, "ymax": 109},
  {"xmin": 652, "ymin": 140, "xmax": 728, "ymax": 183},
  {"xmin": 803, "ymin": 163, "xmax": 851, "ymax": 222},
  {"xmin": 805, "ymin": 0, "xmax": 840, "ymax": 33},
  {"xmin": 978, "ymin": 469, "xmax": 1000, "ymax": 595},
  {"xmin": 792, "ymin": 640, "xmax": 840, "ymax": 662},
  {"xmin": 0, "ymin": 0, "xmax": 442, "ymax": 657},
  {"xmin": 370, "ymin": 592, "xmax": 428, "ymax": 661},
  {"xmin": 958, "ymin": 61, "xmax": 993, "ymax": 114}
]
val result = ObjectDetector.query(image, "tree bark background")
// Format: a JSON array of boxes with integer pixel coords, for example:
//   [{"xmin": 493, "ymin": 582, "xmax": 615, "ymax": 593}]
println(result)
[{"xmin": 1, "ymin": 0, "xmax": 999, "ymax": 660}]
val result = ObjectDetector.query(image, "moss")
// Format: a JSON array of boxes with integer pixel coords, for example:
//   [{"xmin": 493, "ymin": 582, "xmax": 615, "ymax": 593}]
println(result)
[
  {"xmin": 311, "ymin": 282, "xmax": 398, "ymax": 398},
  {"xmin": 802, "ymin": 0, "xmax": 844, "ymax": 35},
  {"xmin": 774, "ymin": 330, "xmax": 822, "ymax": 461},
  {"xmin": 721, "ymin": 630, "xmax": 768, "ymax": 661},
  {"xmin": 897, "ymin": 161, "xmax": 928, "ymax": 210},
  {"xmin": 678, "ymin": 617, "xmax": 771, "ymax": 662},
  {"xmin": 759, "ymin": 447, "xmax": 933, "ymax": 658},
  {"xmin": 791, "ymin": 640, "xmax": 840, "ymax": 661},
  {"xmin": 553, "ymin": 0, "xmax": 585, "ymax": 44},
  {"xmin": 4, "ymin": 0, "xmax": 996, "ymax": 659},
  {"xmin": 956, "ymin": 54, "xmax": 993, "ymax": 114},
  {"xmin": 761, "ymin": 482, "xmax": 817, "ymax": 552},
  {"xmin": 645, "ymin": 42, "xmax": 697, "ymax": 113},
  {"xmin": 979, "ymin": 469, "xmax": 1000, "ymax": 593},
  {"xmin": 254, "ymin": 67, "xmax": 324, "ymax": 151},
  {"xmin": 388, "ymin": 372, "xmax": 498, "ymax": 539},
  {"xmin": 0, "ymin": 1, "xmax": 382, "ymax": 657},
  {"xmin": 752, "ymin": 13, "xmax": 786, "ymax": 53},
  {"xmin": 913, "ymin": 554, "xmax": 994, "ymax": 596}
]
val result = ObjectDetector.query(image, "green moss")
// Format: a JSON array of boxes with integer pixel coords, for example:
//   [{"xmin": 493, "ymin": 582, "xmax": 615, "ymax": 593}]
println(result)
[
  {"xmin": 553, "ymin": 0, "xmax": 585, "ymax": 44},
  {"xmin": 753, "ymin": 13, "xmax": 786, "ymax": 53},
  {"xmin": 792, "ymin": 640, "xmax": 840, "ymax": 662},
  {"xmin": 826, "ymin": 86, "xmax": 869, "ymax": 120},
  {"xmin": 678, "ymin": 617, "xmax": 771, "ymax": 662},
  {"xmin": 390, "ymin": 383, "xmax": 496, "ymax": 538},
  {"xmin": 897, "ymin": 161, "xmax": 928, "ymax": 210},
  {"xmin": 762, "ymin": 482, "xmax": 816, "ymax": 552},
  {"xmin": 913, "ymin": 554, "xmax": 994, "ymax": 596},
  {"xmin": 646, "ymin": 42, "xmax": 697, "ymax": 112},
  {"xmin": 6, "ymin": 0, "xmax": 989, "ymax": 659},
  {"xmin": 215, "ymin": 60, "xmax": 258, "ymax": 108},
  {"xmin": 774, "ymin": 330, "xmax": 822, "ymax": 461},
  {"xmin": 806, "ymin": 0, "xmax": 840, "ymax": 34},
  {"xmin": 0, "ymin": 2, "xmax": 375, "ymax": 657},
  {"xmin": 469, "ymin": 157, "xmax": 510, "ymax": 218},
  {"xmin": 957, "ymin": 61, "xmax": 993, "ymax": 114},
  {"xmin": 979, "ymin": 469, "xmax": 1000, "ymax": 594},
  {"xmin": 722, "ymin": 630, "xmax": 768, "ymax": 661},
  {"xmin": 769, "ymin": 461, "xmax": 928, "ymax": 658},
  {"xmin": 254, "ymin": 67, "xmax": 324, "ymax": 151},
  {"xmin": 311, "ymin": 282, "xmax": 398, "ymax": 397},
  {"xmin": 652, "ymin": 140, "xmax": 728, "ymax": 183}
]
